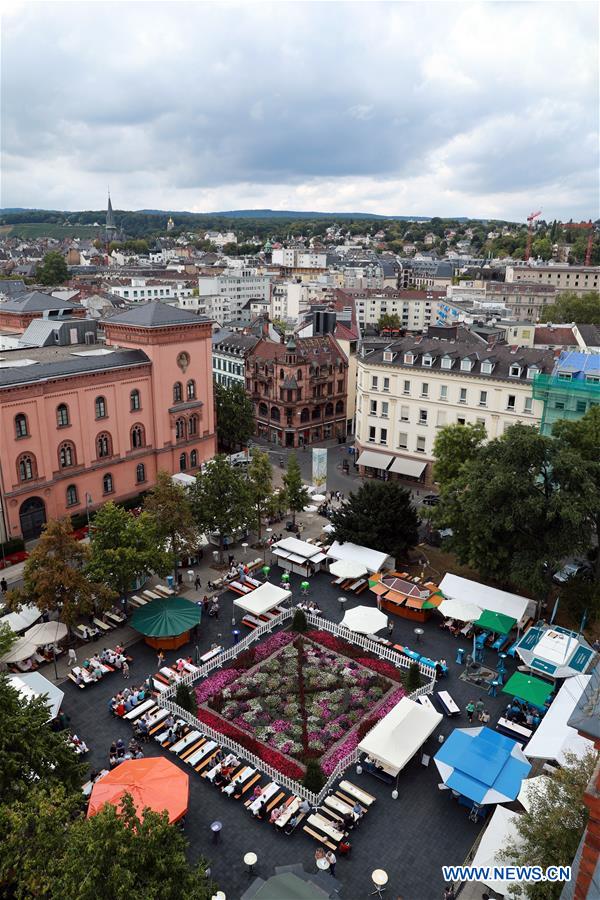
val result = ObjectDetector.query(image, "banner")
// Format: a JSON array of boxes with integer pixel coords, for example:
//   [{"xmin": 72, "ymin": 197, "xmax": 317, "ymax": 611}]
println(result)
[{"xmin": 312, "ymin": 447, "xmax": 327, "ymax": 489}]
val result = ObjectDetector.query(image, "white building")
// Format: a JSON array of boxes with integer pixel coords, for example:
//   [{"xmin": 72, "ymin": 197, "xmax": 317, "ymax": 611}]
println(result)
[
  {"xmin": 107, "ymin": 277, "xmax": 194, "ymax": 303},
  {"xmin": 196, "ymin": 269, "xmax": 271, "ymax": 324},
  {"xmin": 205, "ymin": 231, "xmax": 237, "ymax": 248},
  {"xmin": 506, "ymin": 264, "xmax": 599, "ymax": 296},
  {"xmin": 348, "ymin": 289, "xmax": 447, "ymax": 330},
  {"xmin": 211, "ymin": 331, "xmax": 258, "ymax": 387},
  {"xmin": 354, "ymin": 326, "xmax": 556, "ymax": 484}
]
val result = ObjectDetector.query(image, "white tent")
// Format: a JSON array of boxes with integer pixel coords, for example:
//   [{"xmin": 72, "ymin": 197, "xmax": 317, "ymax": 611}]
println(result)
[
  {"xmin": 327, "ymin": 540, "xmax": 393, "ymax": 575},
  {"xmin": 8, "ymin": 672, "xmax": 65, "ymax": 721},
  {"xmin": 330, "ymin": 559, "xmax": 368, "ymax": 581},
  {"xmin": 341, "ymin": 606, "xmax": 388, "ymax": 635},
  {"xmin": 271, "ymin": 537, "xmax": 327, "ymax": 575},
  {"xmin": 470, "ymin": 805, "xmax": 523, "ymax": 896},
  {"xmin": 517, "ymin": 775, "xmax": 550, "ymax": 813},
  {"xmin": 358, "ymin": 697, "xmax": 442, "ymax": 776},
  {"xmin": 23, "ymin": 620, "xmax": 68, "ymax": 645},
  {"xmin": 439, "ymin": 574, "xmax": 535, "ymax": 626},
  {"xmin": 234, "ymin": 582, "xmax": 291, "ymax": 617},
  {"xmin": 171, "ymin": 472, "xmax": 196, "ymax": 487},
  {"xmin": 0, "ymin": 604, "xmax": 41, "ymax": 633},
  {"xmin": 438, "ymin": 597, "xmax": 481, "ymax": 622},
  {"xmin": 1, "ymin": 633, "xmax": 40, "ymax": 663},
  {"xmin": 525, "ymin": 674, "xmax": 593, "ymax": 764}
]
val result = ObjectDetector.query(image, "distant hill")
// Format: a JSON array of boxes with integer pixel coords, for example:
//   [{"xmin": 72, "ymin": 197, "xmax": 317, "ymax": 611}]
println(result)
[{"xmin": 2, "ymin": 206, "xmax": 437, "ymax": 221}]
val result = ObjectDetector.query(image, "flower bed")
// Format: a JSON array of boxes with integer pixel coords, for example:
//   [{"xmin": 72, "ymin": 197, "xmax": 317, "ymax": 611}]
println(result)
[{"xmin": 307, "ymin": 630, "xmax": 405, "ymax": 683}]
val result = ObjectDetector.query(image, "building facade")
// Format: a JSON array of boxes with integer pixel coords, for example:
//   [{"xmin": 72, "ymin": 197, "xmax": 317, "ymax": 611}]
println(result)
[
  {"xmin": 354, "ymin": 327, "xmax": 555, "ymax": 484},
  {"xmin": 347, "ymin": 288, "xmax": 446, "ymax": 330},
  {"xmin": 0, "ymin": 302, "xmax": 215, "ymax": 542},
  {"xmin": 247, "ymin": 335, "xmax": 348, "ymax": 448},
  {"xmin": 212, "ymin": 331, "xmax": 259, "ymax": 388},
  {"xmin": 505, "ymin": 265, "xmax": 599, "ymax": 296},
  {"xmin": 196, "ymin": 269, "xmax": 271, "ymax": 324}
]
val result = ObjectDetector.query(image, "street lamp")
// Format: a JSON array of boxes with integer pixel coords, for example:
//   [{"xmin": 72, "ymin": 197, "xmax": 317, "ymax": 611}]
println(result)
[{"xmin": 85, "ymin": 493, "xmax": 93, "ymax": 531}]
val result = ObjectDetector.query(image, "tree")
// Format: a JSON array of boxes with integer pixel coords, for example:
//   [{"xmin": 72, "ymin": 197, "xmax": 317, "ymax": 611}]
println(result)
[
  {"xmin": 190, "ymin": 456, "xmax": 251, "ymax": 563},
  {"xmin": 0, "ymin": 785, "xmax": 213, "ymax": 899},
  {"xmin": 539, "ymin": 291, "xmax": 600, "ymax": 325},
  {"xmin": 378, "ymin": 313, "xmax": 401, "ymax": 331},
  {"xmin": 36, "ymin": 250, "xmax": 69, "ymax": 284},
  {"xmin": 5, "ymin": 519, "xmax": 115, "ymax": 627},
  {"xmin": 247, "ymin": 450, "xmax": 273, "ymax": 541},
  {"xmin": 435, "ymin": 425, "xmax": 588, "ymax": 604},
  {"xmin": 503, "ymin": 752, "xmax": 598, "ymax": 900},
  {"xmin": 282, "ymin": 453, "xmax": 309, "ymax": 527},
  {"xmin": 405, "ymin": 662, "xmax": 421, "ymax": 692},
  {"xmin": 214, "ymin": 382, "xmax": 255, "ymax": 452},
  {"xmin": 0, "ymin": 621, "xmax": 17, "ymax": 658},
  {"xmin": 292, "ymin": 608, "xmax": 308, "ymax": 633},
  {"xmin": 330, "ymin": 481, "xmax": 419, "ymax": 564},
  {"xmin": 433, "ymin": 422, "xmax": 486, "ymax": 489},
  {"xmin": 0, "ymin": 675, "xmax": 86, "ymax": 806},
  {"xmin": 303, "ymin": 759, "xmax": 326, "ymax": 793},
  {"xmin": 531, "ymin": 236, "xmax": 553, "ymax": 261},
  {"xmin": 175, "ymin": 682, "xmax": 198, "ymax": 716},
  {"xmin": 143, "ymin": 471, "xmax": 199, "ymax": 582},
  {"xmin": 86, "ymin": 502, "xmax": 171, "ymax": 604}
]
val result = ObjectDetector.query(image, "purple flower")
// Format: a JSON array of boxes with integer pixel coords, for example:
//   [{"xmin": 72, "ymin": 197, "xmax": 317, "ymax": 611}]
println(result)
[{"xmin": 195, "ymin": 668, "xmax": 239, "ymax": 703}]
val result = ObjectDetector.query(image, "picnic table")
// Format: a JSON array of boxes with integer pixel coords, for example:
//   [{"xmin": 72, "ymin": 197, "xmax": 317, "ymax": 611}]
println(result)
[
  {"xmin": 249, "ymin": 781, "xmax": 280, "ymax": 814},
  {"xmin": 276, "ymin": 796, "xmax": 302, "ymax": 827},
  {"xmin": 436, "ymin": 690, "xmax": 460, "ymax": 717}
]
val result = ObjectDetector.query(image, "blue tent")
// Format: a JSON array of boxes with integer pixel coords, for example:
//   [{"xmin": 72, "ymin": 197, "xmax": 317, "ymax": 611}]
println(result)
[{"xmin": 434, "ymin": 726, "xmax": 531, "ymax": 805}]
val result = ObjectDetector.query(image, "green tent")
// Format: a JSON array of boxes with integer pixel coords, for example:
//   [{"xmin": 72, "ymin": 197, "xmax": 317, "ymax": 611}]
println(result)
[
  {"xmin": 502, "ymin": 672, "xmax": 553, "ymax": 708},
  {"xmin": 475, "ymin": 610, "xmax": 517, "ymax": 635},
  {"xmin": 131, "ymin": 596, "xmax": 201, "ymax": 638}
]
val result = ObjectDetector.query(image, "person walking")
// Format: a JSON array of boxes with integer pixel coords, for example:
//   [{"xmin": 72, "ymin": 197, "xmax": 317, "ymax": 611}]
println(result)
[
  {"xmin": 475, "ymin": 697, "xmax": 485, "ymax": 718},
  {"xmin": 157, "ymin": 650, "xmax": 165, "ymax": 669},
  {"xmin": 67, "ymin": 647, "xmax": 77, "ymax": 667},
  {"xmin": 326, "ymin": 850, "xmax": 336, "ymax": 876},
  {"xmin": 0, "ymin": 577, "xmax": 7, "ymax": 594},
  {"xmin": 122, "ymin": 660, "xmax": 130, "ymax": 679},
  {"xmin": 194, "ymin": 575, "xmax": 202, "ymax": 591},
  {"xmin": 443, "ymin": 886, "xmax": 456, "ymax": 900},
  {"xmin": 466, "ymin": 700, "xmax": 475, "ymax": 723}
]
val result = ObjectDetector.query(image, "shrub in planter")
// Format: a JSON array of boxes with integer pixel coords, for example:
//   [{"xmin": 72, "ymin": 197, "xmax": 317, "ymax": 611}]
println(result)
[
  {"xmin": 292, "ymin": 608, "xmax": 307, "ymax": 633},
  {"xmin": 405, "ymin": 661, "xmax": 421, "ymax": 692},
  {"xmin": 232, "ymin": 647, "xmax": 256, "ymax": 670},
  {"xmin": 303, "ymin": 758, "xmax": 326, "ymax": 793},
  {"xmin": 176, "ymin": 682, "xmax": 198, "ymax": 716}
]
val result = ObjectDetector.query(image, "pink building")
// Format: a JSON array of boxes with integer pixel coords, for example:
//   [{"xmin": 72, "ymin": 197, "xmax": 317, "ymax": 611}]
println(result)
[{"xmin": 0, "ymin": 302, "xmax": 215, "ymax": 542}]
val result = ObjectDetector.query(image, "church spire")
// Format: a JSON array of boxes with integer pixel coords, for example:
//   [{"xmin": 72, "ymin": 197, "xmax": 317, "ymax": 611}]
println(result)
[{"xmin": 105, "ymin": 191, "xmax": 117, "ymax": 242}]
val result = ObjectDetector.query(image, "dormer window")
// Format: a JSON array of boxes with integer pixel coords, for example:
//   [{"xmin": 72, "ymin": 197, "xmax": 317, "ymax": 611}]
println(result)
[
  {"xmin": 481, "ymin": 360, "xmax": 494, "ymax": 375},
  {"xmin": 383, "ymin": 350, "xmax": 396, "ymax": 362},
  {"xmin": 526, "ymin": 366, "xmax": 539, "ymax": 380},
  {"xmin": 557, "ymin": 372, "xmax": 572, "ymax": 381},
  {"xmin": 509, "ymin": 364, "xmax": 522, "ymax": 378},
  {"xmin": 422, "ymin": 354, "xmax": 434, "ymax": 367},
  {"xmin": 440, "ymin": 356, "xmax": 453, "ymax": 370},
  {"xmin": 460, "ymin": 358, "xmax": 473, "ymax": 372},
  {"xmin": 404, "ymin": 352, "xmax": 415, "ymax": 365}
]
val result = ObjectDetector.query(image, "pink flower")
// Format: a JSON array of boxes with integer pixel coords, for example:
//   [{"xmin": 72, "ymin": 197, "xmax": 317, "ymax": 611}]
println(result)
[{"xmin": 194, "ymin": 668, "xmax": 239, "ymax": 704}]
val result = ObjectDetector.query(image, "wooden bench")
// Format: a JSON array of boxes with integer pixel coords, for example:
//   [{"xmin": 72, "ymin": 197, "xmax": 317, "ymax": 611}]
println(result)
[
  {"xmin": 194, "ymin": 747, "xmax": 220, "ymax": 773},
  {"xmin": 241, "ymin": 615, "xmax": 261, "ymax": 630},
  {"xmin": 335, "ymin": 790, "xmax": 366, "ymax": 815},
  {"xmin": 266, "ymin": 790, "xmax": 286, "ymax": 813},
  {"xmin": 143, "ymin": 590, "xmax": 161, "ymax": 601},
  {"xmin": 93, "ymin": 617, "xmax": 112, "ymax": 632},
  {"xmin": 180, "ymin": 736, "xmax": 207, "ymax": 761},
  {"xmin": 236, "ymin": 772, "xmax": 261, "ymax": 798},
  {"xmin": 338, "ymin": 780, "xmax": 376, "ymax": 806},
  {"xmin": 105, "ymin": 611, "xmax": 126, "ymax": 626},
  {"xmin": 129, "ymin": 595, "xmax": 147, "ymax": 607},
  {"xmin": 302, "ymin": 825, "xmax": 337, "ymax": 852}
]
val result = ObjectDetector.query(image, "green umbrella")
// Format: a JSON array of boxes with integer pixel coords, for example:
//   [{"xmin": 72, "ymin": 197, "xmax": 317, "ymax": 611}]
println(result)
[
  {"xmin": 262, "ymin": 565, "xmax": 271, "ymax": 577},
  {"xmin": 502, "ymin": 672, "xmax": 553, "ymax": 708},
  {"xmin": 131, "ymin": 596, "xmax": 201, "ymax": 638},
  {"xmin": 301, "ymin": 581, "xmax": 310, "ymax": 591},
  {"xmin": 475, "ymin": 610, "xmax": 517, "ymax": 635},
  {"xmin": 281, "ymin": 572, "xmax": 290, "ymax": 582}
]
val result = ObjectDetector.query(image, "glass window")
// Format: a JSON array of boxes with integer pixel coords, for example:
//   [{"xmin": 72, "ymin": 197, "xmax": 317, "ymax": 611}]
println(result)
[
  {"xmin": 190, "ymin": 450, "xmax": 198, "ymax": 468},
  {"xmin": 524, "ymin": 397, "xmax": 534, "ymax": 413},
  {"xmin": 59, "ymin": 442, "xmax": 75, "ymax": 468},
  {"xmin": 136, "ymin": 463, "xmax": 146, "ymax": 484},
  {"xmin": 439, "ymin": 385, "xmax": 448, "ymax": 401},
  {"xmin": 383, "ymin": 377, "xmax": 390, "ymax": 392},
  {"xmin": 368, "ymin": 426, "xmax": 376, "ymax": 442},
  {"xmin": 421, "ymin": 383, "xmax": 429, "ymax": 397},
  {"xmin": 403, "ymin": 380, "xmax": 411, "ymax": 395},
  {"xmin": 380, "ymin": 428, "xmax": 388, "ymax": 444},
  {"xmin": 18, "ymin": 454, "xmax": 35, "ymax": 481},
  {"xmin": 416, "ymin": 436, "xmax": 426, "ymax": 452},
  {"xmin": 397, "ymin": 432, "xmax": 408, "ymax": 449},
  {"xmin": 459, "ymin": 388, "xmax": 467, "ymax": 403},
  {"xmin": 66, "ymin": 485, "xmax": 78, "ymax": 507},
  {"xmin": 96, "ymin": 432, "xmax": 111, "ymax": 458},
  {"xmin": 188, "ymin": 415, "xmax": 198, "ymax": 436},
  {"xmin": 186, "ymin": 380, "xmax": 196, "ymax": 400},
  {"xmin": 370, "ymin": 400, "xmax": 378, "ymax": 415},
  {"xmin": 507, "ymin": 394, "xmax": 516, "ymax": 411},
  {"xmin": 479, "ymin": 391, "xmax": 488, "ymax": 406},
  {"xmin": 95, "ymin": 396, "xmax": 107, "ymax": 419},
  {"xmin": 57, "ymin": 404, "xmax": 69, "ymax": 427},
  {"xmin": 173, "ymin": 382, "xmax": 183, "ymax": 403},
  {"xmin": 400, "ymin": 405, "xmax": 409, "ymax": 422},
  {"xmin": 130, "ymin": 389, "xmax": 141, "ymax": 411},
  {"xmin": 381, "ymin": 401, "xmax": 389, "ymax": 418},
  {"xmin": 179, "ymin": 452, "xmax": 187, "ymax": 471},
  {"xmin": 131, "ymin": 424, "xmax": 145, "ymax": 449},
  {"xmin": 371, "ymin": 376, "xmax": 378, "ymax": 389},
  {"xmin": 103, "ymin": 473, "xmax": 113, "ymax": 494},
  {"xmin": 419, "ymin": 409, "xmax": 428, "ymax": 424},
  {"xmin": 15, "ymin": 414, "xmax": 28, "ymax": 438},
  {"xmin": 175, "ymin": 418, "xmax": 186, "ymax": 440}
]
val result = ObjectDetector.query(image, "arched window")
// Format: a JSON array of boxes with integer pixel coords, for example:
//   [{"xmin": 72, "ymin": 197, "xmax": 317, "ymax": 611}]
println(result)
[
  {"xmin": 188, "ymin": 415, "xmax": 198, "ymax": 436},
  {"xmin": 130, "ymin": 389, "xmax": 141, "ymax": 411},
  {"xmin": 297, "ymin": 369, "xmax": 303, "ymax": 381},
  {"xmin": 270, "ymin": 406, "xmax": 280, "ymax": 422},
  {"xmin": 17, "ymin": 453, "xmax": 36, "ymax": 482},
  {"xmin": 335, "ymin": 400, "xmax": 344, "ymax": 414},
  {"xmin": 175, "ymin": 418, "xmax": 186, "ymax": 440},
  {"xmin": 179, "ymin": 452, "xmax": 187, "ymax": 471},
  {"xmin": 96, "ymin": 432, "xmax": 112, "ymax": 459},
  {"xmin": 95, "ymin": 396, "xmax": 107, "ymax": 419},
  {"xmin": 190, "ymin": 449, "xmax": 198, "ymax": 468},
  {"xmin": 325, "ymin": 402, "xmax": 334, "ymax": 416},
  {"xmin": 58, "ymin": 441, "xmax": 76, "ymax": 469},
  {"xmin": 102, "ymin": 473, "xmax": 114, "ymax": 494},
  {"xmin": 136, "ymin": 463, "xmax": 146, "ymax": 484},
  {"xmin": 66, "ymin": 484, "xmax": 78, "ymax": 507},
  {"xmin": 258, "ymin": 402, "xmax": 268, "ymax": 417},
  {"xmin": 300, "ymin": 407, "xmax": 310, "ymax": 423},
  {"xmin": 173, "ymin": 382, "xmax": 183, "ymax": 403},
  {"xmin": 312, "ymin": 406, "xmax": 321, "ymax": 420},
  {"xmin": 186, "ymin": 379, "xmax": 196, "ymax": 400},
  {"xmin": 15, "ymin": 413, "xmax": 28, "ymax": 438},
  {"xmin": 56, "ymin": 403, "xmax": 69, "ymax": 427},
  {"xmin": 280, "ymin": 369, "xmax": 285, "ymax": 380},
  {"xmin": 131, "ymin": 424, "xmax": 145, "ymax": 449}
]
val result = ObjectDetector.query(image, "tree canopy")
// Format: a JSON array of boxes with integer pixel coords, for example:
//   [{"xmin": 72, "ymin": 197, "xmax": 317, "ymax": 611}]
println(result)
[
  {"xmin": 190, "ymin": 455, "xmax": 251, "ymax": 561},
  {"xmin": 143, "ymin": 471, "xmax": 199, "ymax": 579},
  {"xmin": 282, "ymin": 453, "xmax": 309, "ymax": 526},
  {"xmin": 433, "ymin": 422, "xmax": 486, "ymax": 488},
  {"xmin": 214, "ymin": 382, "xmax": 255, "ymax": 452},
  {"xmin": 378, "ymin": 313, "xmax": 402, "ymax": 331},
  {"xmin": 36, "ymin": 250, "xmax": 69, "ymax": 284},
  {"xmin": 330, "ymin": 480, "xmax": 419, "ymax": 563},
  {"xmin": 5, "ymin": 519, "xmax": 115, "ymax": 627},
  {"xmin": 247, "ymin": 449, "xmax": 274, "ymax": 540},
  {"xmin": 539, "ymin": 291, "xmax": 600, "ymax": 325}
]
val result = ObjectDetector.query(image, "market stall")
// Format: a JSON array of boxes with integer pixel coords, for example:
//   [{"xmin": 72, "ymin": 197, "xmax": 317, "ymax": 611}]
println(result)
[
  {"xmin": 358, "ymin": 697, "xmax": 442, "ymax": 776},
  {"xmin": 438, "ymin": 574, "xmax": 535, "ymax": 627},
  {"xmin": 131, "ymin": 595, "xmax": 201, "ymax": 650},
  {"xmin": 515, "ymin": 624, "xmax": 595, "ymax": 679},
  {"xmin": 370, "ymin": 572, "xmax": 443, "ymax": 623},
  {"xmin": 270, "ymin": 537, "xmax": 327, "ymax": 577},
  {"xmin": 233, "ymin": 582, "xmax": 291, "ymax": 619},
  {"xmin": 327, "ymin": 540, "xmax": 393, "ymax": 575}
]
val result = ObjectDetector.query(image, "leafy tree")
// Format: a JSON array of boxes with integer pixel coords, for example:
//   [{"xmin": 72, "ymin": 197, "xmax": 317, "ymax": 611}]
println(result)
[
  {"xmin": 503, "ymin": 752, "xmax": 598, "ymax": 899},
  {"xmin": 0, "ymin": 785, "xmax": 213, "ymax": 900},
  {"xmin": 36, "ymin": 250, "xmax": 69, "ymax": 284},
  {"xmin": 0, "ymin": 621, "xmax": 17, "ymax": 658},
  {"xmin": 330, "ymin": 481, "xmax": 419, "ymax": 564},
  {"xmin": 247, "ymin": 450, "xmax": 273, "ymax": 541},
  {"xmin": 378, "ymin": 313, "xmax": 401, "ymax": 331},
  {"xmin": 175, "ymin": 682, "xmax": 198, "ymax": 716},
  {"xmin": 405, "ymin": 662, "xmax": 421, "ymax": 692},
  {"xmin": 303, "ymin": 759, "xmax": 326, "ymax": 793},
  {"xmin": 214, "ymin": 382, "xmax": 255, "ymax": 451},
  {"xmin": 190, "ymin": 456, "xmax": 251, "ymax": 562},
  {"xmin": 143, "ymin": 471, "xmax": 199, "ymax": 581},
  {"xmin": 0, "ymin": 675, "xmax": 86, "ymax": 806},
  {"xmin": 433, "ymin": 422, "xmax": 486, "ymax": 489},
  {"xmin": 86, "ymin": 502, "xmax": 170, "ymax": 603},
  {"xmin": 531, "ymin": 236, "xmax": 553, "ymax": 260},
  {"xmin": 5, "ymin": 519, "xmax": 115, "ymax": 627},
  {"xmin": 292, "ymin": 608, "xmax": 308, "ymax": 633},
  {"xmin": 435, "ymin": 425, "xmax": 588, "ymax": 604},
  {"xmin": 282, "ymin": 453, "xmax": 309, "ymax": 527},
  {"xmin": 539, "ymin": 291, "xmax": 600, "ymax": 325}
]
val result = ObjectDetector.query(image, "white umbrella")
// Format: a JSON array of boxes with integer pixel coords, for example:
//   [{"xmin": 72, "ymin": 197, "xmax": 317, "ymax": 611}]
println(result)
[
  {"xmin": 438, "ymin": 597, "xmax": 481, "ymax": 622},
  {"xmin": 24, "ymin": 620, "xmax": 68, "ymax": 645},
  {"xmin": 517, "ymin": 775, "xmax": 550, "ymax": 812},
  {"xmin": 322, "ymin": 523, "xmax": 335, "ymax": 534},
  {"xmin": 330, "ymin": 559, "xmax": 367, "ymax": 581},
  {"xmin": 0, "ymin": 604, "xmax": 41, "ymax": 633},
  {"xmin": 303, "ymin": 505, "xmax": 318, "ymax": 513},
  {"xmin": 8, "ymin": 672, "xmax": 65, "ymax": 721},
  {"xmin": 1, "ymin": 634, "xmax": 39, "ymax": 663},
  {"xmin": 341, "ymin": 605, "xmax": 389, "ymax": 635},
  {"xmin": 312, "ymin": 494, "xmax": 327, "ymax": 503}
]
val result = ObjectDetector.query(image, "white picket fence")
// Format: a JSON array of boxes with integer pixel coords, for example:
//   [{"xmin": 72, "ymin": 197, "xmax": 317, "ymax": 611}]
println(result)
[{"xmin": 158, "ymin": 604, "xmax": 437, "ymax": 804}]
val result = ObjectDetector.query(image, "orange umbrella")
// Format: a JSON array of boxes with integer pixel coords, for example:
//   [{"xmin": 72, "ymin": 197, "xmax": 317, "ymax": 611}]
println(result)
[{"xmin": 87, "ymin": 758, "xmax": 189, "ymax": 824}]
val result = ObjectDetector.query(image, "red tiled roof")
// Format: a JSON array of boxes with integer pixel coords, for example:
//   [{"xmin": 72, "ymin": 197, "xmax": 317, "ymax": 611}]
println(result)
[{"xmin": 534, "ymin": 326, "xmax": 576, "ymax": 345}]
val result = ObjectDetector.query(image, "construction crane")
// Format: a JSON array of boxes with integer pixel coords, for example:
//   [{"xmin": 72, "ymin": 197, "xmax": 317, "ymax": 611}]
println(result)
[
  {"xmin": 559, "ymin": 220, "xmax": 595, "ymax": 266},
  {"xmin": 525, "ymin": 210, "xmax": 542, "ymax": 261}
]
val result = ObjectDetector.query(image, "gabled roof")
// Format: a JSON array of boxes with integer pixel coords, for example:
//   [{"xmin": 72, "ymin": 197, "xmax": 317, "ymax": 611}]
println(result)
[
  {"xmin": 102, "ymin": 300, "xmax": 207, "ymax": 328},
  {"xmin": 1, "ymin": 291, "xmax": 78, "ymax": 312}
]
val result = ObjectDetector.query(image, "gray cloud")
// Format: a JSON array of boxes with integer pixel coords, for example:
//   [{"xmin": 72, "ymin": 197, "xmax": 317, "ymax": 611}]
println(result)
[{"xmin": 1, "ymin": 1, "xmax": 598, "ymax": 219}]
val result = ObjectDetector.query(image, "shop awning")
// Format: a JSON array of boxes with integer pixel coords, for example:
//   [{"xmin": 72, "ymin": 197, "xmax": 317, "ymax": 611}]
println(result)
[
  {"xmin": 388, "ymin": 457, "xmax": 427, "ymax": 478},
  {"xmin": 356, "ymin": 450, "xmax": 393, "ymax": 470},
  {"xmin": 502, "ymin": 672, "xmax": 554, "ymax": 708}
]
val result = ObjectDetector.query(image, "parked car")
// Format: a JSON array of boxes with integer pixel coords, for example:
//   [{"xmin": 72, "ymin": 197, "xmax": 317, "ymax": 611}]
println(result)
[
  {"xmin": 553, "ymin": 561, "xmax": 592, "ymax": 584},
  {"xmin": 422, "ymin": 494, "xmax": 440, "ymax": 507}
]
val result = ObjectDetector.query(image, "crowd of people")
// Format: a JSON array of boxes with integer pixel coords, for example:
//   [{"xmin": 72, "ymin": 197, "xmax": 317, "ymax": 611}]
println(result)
[
  {"xmin": 109, "ymin": 681, "xmax": 150, "ymax": 716},
  {"xmin": 504, "ymin": 697, "xmax": 544, "ymax": 728},
  {"xmin": 108, "ymin": 737, "xmax": 144, "ymax": 768},
  {"xmin": 465, "ymin": 698, "xmax": 491, "ymax": 724}
]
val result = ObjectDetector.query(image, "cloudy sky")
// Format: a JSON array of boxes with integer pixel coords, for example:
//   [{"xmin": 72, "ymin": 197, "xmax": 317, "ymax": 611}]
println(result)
[{"xmin": 2, "ymin": 1, "xmax": 598, "ymax": 220}]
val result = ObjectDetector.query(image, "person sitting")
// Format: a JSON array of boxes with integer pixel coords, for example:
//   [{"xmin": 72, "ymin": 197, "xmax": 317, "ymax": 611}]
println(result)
[
  {"xmin": 338, "ymin": 834, "xmax": 352, "ymax": 856},
  {"xmin": 269, "ymin": 806, "xmax": 283, "ymax": 824},
  {"xmin": 352, "ymin": 801, "xmax": 363, "ymax": 820},
  {"xmin": 176, "ymin": 658, "xmax": 186, "ymax": 674},
  {"xmin": 254, "ymin": 798, "xmax": 267, "ymax": 819},
  {"xmin": 109, "ymin": 753, "xmax": 118, "ymax": 769},
  {"xmin": 133, "ymin": 748, "xmax": 144, "ymax": 759},
  {"xmin": 298, "ymin": 798, "xmax": 311, "ymax": 814},
  {"xmin": 252, "ymin": 785, "xmax": 263, "ymax": 800},
  {"xmin": 92, "ymin": 665, "xmax": 103, "ymax": 681},
  {"xmin": 124, "ymin": 696, "xmax": 135, "ymax": 713},
  {"xmin": 164, "ymin": 713, "xmax": 175, "ymax": 731},
  {"xmin": 82, "ymin": 658, "xmax": 91, "ymax": 669},
  {"xmin": 75, "ymin": 671, "xmax": 84, "ymax": 686},
  {"xmin": 342, "ymin": 811, "xmax": 355, "ymax": 832},
  {"xmin": 175, "ymin": 721, "xmax": 185, "ymax": 740}
]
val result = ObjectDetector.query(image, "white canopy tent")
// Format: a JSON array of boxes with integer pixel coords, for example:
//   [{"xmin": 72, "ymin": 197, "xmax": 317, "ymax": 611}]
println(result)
[
  {"xmin": 524, "ymin": 674, "xmax": 593, "ymax": 764},
  {"xmin": 358, "ymin": 697, "xmax": 442, "ymax": 776},
  {"xmin": 0, "ymin": 604, "xmax": 41, "ymax": 633},
  {"xmin": 439, "ymin": 574, "xmax": 535, "ymax": 626},
  {"xmin": 1, "ymin": 633, "xmax": 40, "ymax": 664},
  {"xmin": 330, "ymin": 559, "xmax": 368, "ymax": 581},
  {"xmin": 234, "ymin": 582, "xmax": 291, "ymax": 618},
  {"xmin": 517, "ymin": 775, "xmax": 550, "ymax": 813},
  {"xmin": 171, "ymin": 472, "xmax": 196, "ymax": 487},
  {"xmin": 437, "ymin": 597, "xmax": 482, "ymax": 622},
  {"xmin": 8, "ymin": 672, "xmax": 64, "ymax": 721},
  {"xmin": 341, "ymin": 606, "xmax": 388, "ymax": 635},
  {"xmin": 271, "ymin": 537, "xmax": 327, "ymax": 576},
  {"xmin": 470, "ymin": 805, "xmax": 523, "ymax": 896},
  {"xmin": 327, "ymin": 540, "xmax": 393, "ymax": 575}
]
